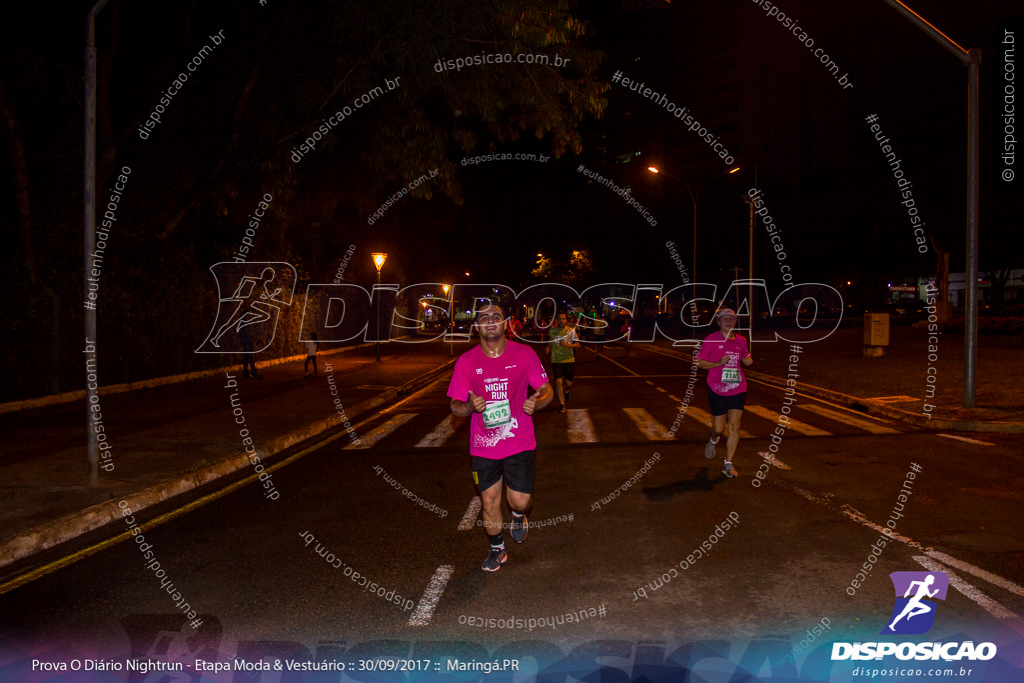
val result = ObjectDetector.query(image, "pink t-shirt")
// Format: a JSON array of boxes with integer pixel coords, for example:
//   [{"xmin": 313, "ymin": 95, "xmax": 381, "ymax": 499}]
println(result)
[
  {"xmin": 447, "ymin": 341, "xmax": 549, "ymax": 459},
  {"xmin": 697, "ymin": 331, "xmax": 750, "ymax": 396}
]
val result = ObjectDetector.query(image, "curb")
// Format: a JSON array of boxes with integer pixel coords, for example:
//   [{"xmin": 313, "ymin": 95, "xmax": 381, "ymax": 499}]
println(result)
[
  {"xmin": 0, "ymin": 357, "xmax": 455, "ymax": 571},
  {"xmin": 643, "ymin": 343, "xmax": 1023, "ymax": 434},
  {"xmin": 0, "ymin": 342, "xmax": 382, "ymax": 415}
]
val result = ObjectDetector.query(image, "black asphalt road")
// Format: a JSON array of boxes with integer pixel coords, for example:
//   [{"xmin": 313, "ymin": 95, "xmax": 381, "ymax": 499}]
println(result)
[{"xmin": 2, "ymin": 344, "xmax": 1021, "ymax": 674}]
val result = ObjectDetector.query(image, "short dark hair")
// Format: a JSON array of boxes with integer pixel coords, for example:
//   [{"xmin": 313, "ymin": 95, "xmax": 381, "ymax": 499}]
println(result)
[{"xmin": 474, "ymin": 303, "xmax": 505, "ymax": 322}]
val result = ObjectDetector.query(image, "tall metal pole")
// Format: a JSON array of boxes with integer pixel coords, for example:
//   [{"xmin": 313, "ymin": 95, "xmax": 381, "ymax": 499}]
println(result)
[
  {"xmin": 689, "ymin": 188, "xmax": 698, "ymax": 284},
  {"xmin": 964, "ymin": 51, "xmax": 980, "ymax": 407},
  {"xmin": 85, "ymin": 0, "xmax": 112, "ymax": 485},
  {"xmin": 880, "ymin": 0, "xmax": 980, "ymax": 407},
  {"xmin": 375, "ymin": 268, "xmax": 382, "ymax": 361}
]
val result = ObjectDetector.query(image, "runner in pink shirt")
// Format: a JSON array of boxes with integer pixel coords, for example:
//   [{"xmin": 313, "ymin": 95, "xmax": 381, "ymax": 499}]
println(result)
[
  {"xmin": 695, "ymin": 308, "xmax": 753, "ymax": 478},
  {"xmin": 448, "ymin": 303, "xmax": 553, "ymax": 571}
]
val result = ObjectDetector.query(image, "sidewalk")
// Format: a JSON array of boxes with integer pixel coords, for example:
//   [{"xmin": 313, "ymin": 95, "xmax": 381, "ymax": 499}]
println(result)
[
  {"xmin": 2, "ymin": 325, "xmax": 1021, "ymax": 585},
  {"xmin": 744, "ymin": 324, "xmax": 1024, "ymax": 432},
  {"xmin": 0, "ymin": 340, "xmax": 459, "ymax": 580}
]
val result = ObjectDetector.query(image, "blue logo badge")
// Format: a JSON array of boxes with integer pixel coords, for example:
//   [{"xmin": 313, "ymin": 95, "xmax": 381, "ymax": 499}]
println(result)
[{"xmin": 881, "ymin": 571, "xmax": 949, "ymax": 635}]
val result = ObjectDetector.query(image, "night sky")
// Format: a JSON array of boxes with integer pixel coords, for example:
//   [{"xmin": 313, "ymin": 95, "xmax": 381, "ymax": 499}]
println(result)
[{"xmin": 1, "ymin": 0, "xmax": 1022, "ymax": 391}]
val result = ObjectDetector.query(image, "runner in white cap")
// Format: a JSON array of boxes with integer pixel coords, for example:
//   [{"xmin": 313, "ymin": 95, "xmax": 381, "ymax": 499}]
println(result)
[{"xmin": 695, "ymin": 308, "xmax": 753, "ymax": 478}]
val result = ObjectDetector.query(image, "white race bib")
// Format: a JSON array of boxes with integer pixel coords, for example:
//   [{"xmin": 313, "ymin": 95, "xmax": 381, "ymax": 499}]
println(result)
[
  {"xmin": 721, "ymin": 367, "xmax": 741, "ymax": 384},
  {"xmin": 482, "ymin": 400, "xmax": 512, "ymax": 428}
]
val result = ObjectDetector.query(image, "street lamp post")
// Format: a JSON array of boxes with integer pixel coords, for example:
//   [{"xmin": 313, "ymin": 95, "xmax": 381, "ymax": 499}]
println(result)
[
  {"xmin": 880, "ymin": 0, "xmax": 981, "ymax": 407},
  {"xmin": 443, "ymin": 284, "xmax": 453, "ymax": 356},
  {"xmin": 371, "ymin": 253, "xmax": 387, "ymax": 361},
  {"xmin": 648, "ymin": 166, "xmax": 739, "ymax": 284}
]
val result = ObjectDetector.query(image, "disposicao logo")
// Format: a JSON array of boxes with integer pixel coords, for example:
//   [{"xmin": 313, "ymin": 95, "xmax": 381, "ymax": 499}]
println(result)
[
  {"xmin": 831, "ymin": 570, "xmax": 997, "ymax": 662},
  {"xmin": 882, "ymin": 571, "xmax": 948, "ymax": 635}
]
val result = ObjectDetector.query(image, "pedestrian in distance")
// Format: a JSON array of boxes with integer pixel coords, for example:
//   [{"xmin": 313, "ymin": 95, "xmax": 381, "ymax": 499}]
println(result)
[
  {"xmin": 549, "ymin": 310, "xmax": 580, "ymax": 413},
  {"xmin": 695, "ymin": 308, "xmax": 753, "ymax": 478},
  {"xmin": 304, "ymin": 332, "xmax": 319, "ymax": 377},
  {"xmin": 448, "ymin": 304, "xmax": 554, "ymax": 571},
  {"xmin": 239, "ymin": 323, "xmax": 261, "ymax": 379},
  {"xmin": 592, "ymin": 310, "xmax": 607, "ymax": 358}
]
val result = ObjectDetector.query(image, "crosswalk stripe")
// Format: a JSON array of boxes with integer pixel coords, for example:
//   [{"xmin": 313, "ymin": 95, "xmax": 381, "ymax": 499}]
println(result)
[
  {"xmin": 799, "ymin": 404, "xmax": 900, "ymax": 434},
  {"xmin": 408, "ymin": 564, "xmax": 454, "ymax": 627},
  {"xmin": 684, "ymin": 405, "xmax": 754, "ymax": 438},
  {"xmin": 623, "ymin": 408, "xmax": 674, "ymax": 441},
  {"xmin": 757, "ymin": 451, "xmax": 792, "ymax": 469},
  {"xmin": 458, "ymin": 496, "xmax": 482, "ymax": 531},
  {"xmin": 343, "ymin": 413, "xmax": 417, "ymax": 449},
  {"xmin": 567, "ymin": 409, "xmax": 598, "ymax": 443},
  {"xmin": 746, "ymin": 405, "xmax": 831, "ymax": 436},
  {"xmin": 415, "ymin": 414, "xmax": 465, "ymax": 447}
]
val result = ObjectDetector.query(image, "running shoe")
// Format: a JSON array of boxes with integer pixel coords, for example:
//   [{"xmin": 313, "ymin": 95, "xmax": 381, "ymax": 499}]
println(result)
[
  {"xmin": 722, "ymin": 461, "xmax": 738, "ymax": 478},
  {"xmin": 559, "ymin": 403, "xmax": 567, "ymax": 413},
  {"xmin": 481, "ymin": 547, "xmax": 508, "ymax": 572},
  {"xmin": 704, "ymin": 436, "xmax": 719, "ymax": 459},
  {"xmin": 510, "ymin": 514, "xmax": 528, "ymax": 544}
]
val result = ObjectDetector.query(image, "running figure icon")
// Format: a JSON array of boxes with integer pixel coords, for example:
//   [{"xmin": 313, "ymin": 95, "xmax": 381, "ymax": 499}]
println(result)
[{"xmin": 887, "ymin": 574, "xmax": 939, "ymax": 631}]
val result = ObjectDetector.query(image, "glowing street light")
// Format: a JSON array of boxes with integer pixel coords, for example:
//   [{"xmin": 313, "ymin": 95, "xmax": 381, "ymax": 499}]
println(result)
[
  {"xmin": 371, "ymin": 253, "xmax": 387, "ymax": 361},
  {"xmin": 648, "ymin": 165, "xmax": 740, "ymax": 283}
]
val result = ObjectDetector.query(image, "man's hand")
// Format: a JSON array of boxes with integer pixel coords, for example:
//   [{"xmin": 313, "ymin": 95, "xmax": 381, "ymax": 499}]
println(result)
[
  {"xmin": 466, "ymin": 390, "xmax": 486, "ymax": 413},
  {"xmin": 523, "ymin": 383, "xmax": 553, "ymax": 415},
  {"xmin": 451, "ymin": 390, "xmax": 486, "ymax": 417}
]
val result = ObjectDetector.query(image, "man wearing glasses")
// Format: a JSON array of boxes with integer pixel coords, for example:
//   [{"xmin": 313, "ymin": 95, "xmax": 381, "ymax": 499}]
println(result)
[{"xmin": 448, "ymin": 304, "xmax": 554, "ymax": 571}]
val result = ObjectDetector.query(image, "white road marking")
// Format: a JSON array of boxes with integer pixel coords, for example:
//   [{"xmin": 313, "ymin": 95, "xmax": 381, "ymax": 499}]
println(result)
[
  {"xmin": 342, "ymin": 413, "xmax": 416, "ymax": 449},
  {"xmin": 799, "ymin": 404, "xmax": 900, "ymax": 434},
  {"xmin": 746, "ymin": 405, "xmax": 830, "ymax": 436},
  {"xmin": 838, "ymin": 504, "xmax": 1024, "ymax": 608},
  {"xmin": 457, "ymin": 496, "xmax": 482, "ymax": 531},
  {"xmin": 757, "ymin": 452, "xmax": 792, "ymax": 470},
  {"xmin": 913, "ymin": 556, "xmax": 1021, "ymax": 622},
  {"xmin": 407, "ymin": 564, "xmax": 454, "ymax": 626},
  {"xmin": 567, "ymin": 409, "xmax": 598, "ymax": 443},
  {"xmin": 937, "ymin": 433, "xmax": 995, "ymax": 446},
  {"xmin": 924, "ymin": 549, "xmax": 1024, "ymax": 597},
  {"xmin": 668, "ymin": 394, "xmax": 681, "ymax": 402},
  {"xmin": 415, "ymin": 414, "xmax": 465, "ymax": 447},
  {"xmin": 623, "ymin": 408, "xmax": 674, "ymax": 441}
]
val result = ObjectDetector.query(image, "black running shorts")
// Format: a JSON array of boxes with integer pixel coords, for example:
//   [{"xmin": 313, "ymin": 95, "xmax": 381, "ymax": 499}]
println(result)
[
  {"xmin": 472, "ymin": 450, "xmax": 535, "ymax": 495},
  {"xmin": 550, "ymin": 362, "xmax": 575, "ymax": 381},
  {"xmin": 707, "ymin": 388, "xmax": 746, "ymax": 417}
]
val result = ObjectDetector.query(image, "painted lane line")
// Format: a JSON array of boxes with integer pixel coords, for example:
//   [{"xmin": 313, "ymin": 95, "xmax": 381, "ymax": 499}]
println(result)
[
  {"xmin": 623, "ymin": 408, "xmax": 674, "ymax": 441},
  {"xmin": 567, "ymin": 409, "xmax": 598, "ymax": 443},
  {"xmin": 782, "ymin": 487, "xmax": 1024, "ymax": 614},
  {"xmin": 599, "ymin": 354, "xmax": 641, "ymax": 377},
  {"xmin": 924, "ymin": 549, "xmax": 1024, "ymax": 598},
  {"xmin": 415, "ymin": 414, "xmax": 465, "ymax": 448},
  {"xmin": 668, "ymin": 394, "xmax": 681, "ymax": 402},
  {"xmin": 937, "ymin": 433, "xmax": 994, "ymax": 446},
  {"xmin": 913, "ymin": 556, "xmax": 1021, "ymax": 622},
  {"xmin": 408, "ymin": 564, "xmax": 454, "ymax": 626},
  {"xmin": 746, "ymin": 405, "xmax": 830, "ymax": 436},
  {"xmin": 839, "ymin": 503, "xmax": 1024, "ymax": 600},
  {"xmin": 800, "ymin": 404, "xmax": 900, "ymax": 434},
  {"xmin": 457, "ymin": 496, "xmax": 482, "ymax": 531},
  {"xmin": 757, "ymin": 452, "xmax": 792, "ymax": 470},
  {"xmin": 343, "ymin": 413, "xmax": 417, "ymax": 449}
]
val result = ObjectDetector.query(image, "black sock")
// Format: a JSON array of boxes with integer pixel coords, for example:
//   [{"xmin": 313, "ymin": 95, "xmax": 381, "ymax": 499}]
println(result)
[{"xmin": 488, "ymin": 532, "xmax": 505, "ymax": 549}]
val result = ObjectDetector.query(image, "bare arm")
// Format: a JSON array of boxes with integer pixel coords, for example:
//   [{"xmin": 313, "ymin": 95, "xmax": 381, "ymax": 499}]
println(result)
[
  {"xmin": 523, "ymin": 382, "xmax": 554, "ymax": 415},
  {"xmin": 450, "ymin": 390, "xmax": 486, "ymax": 417}
]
